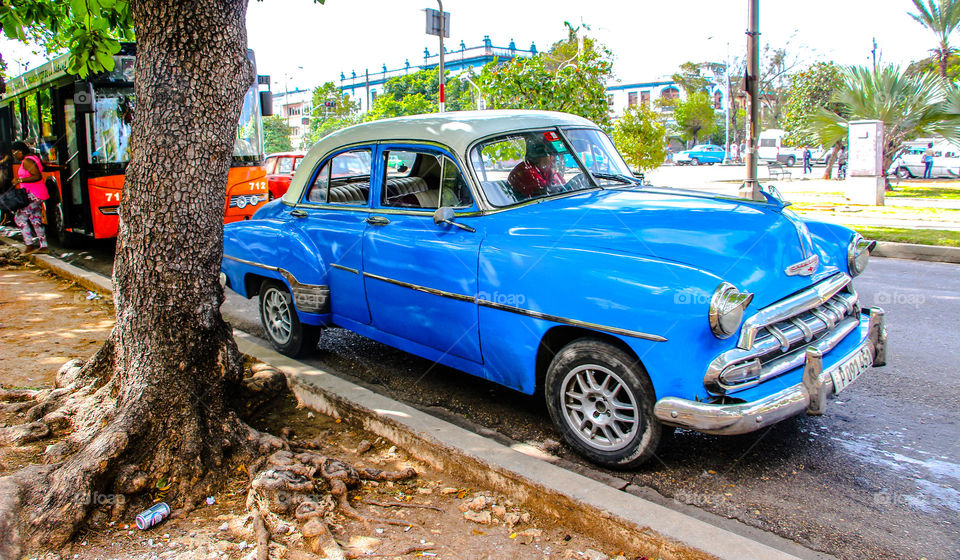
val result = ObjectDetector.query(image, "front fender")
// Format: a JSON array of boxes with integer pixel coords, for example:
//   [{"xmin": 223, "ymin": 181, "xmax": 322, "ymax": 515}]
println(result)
[{"xmin": 804, "ymin": 219, "xmax": 857, "ymax": 277}]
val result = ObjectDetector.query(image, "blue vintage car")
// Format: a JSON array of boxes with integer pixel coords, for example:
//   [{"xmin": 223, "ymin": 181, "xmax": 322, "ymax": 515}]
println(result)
[
  {"xmin": 222, "ymin": 111, "xmax": 885, "ymax": 469},
  {"xmin": 675, "ymin": 144, "xmax": 727, "ymax": 165}
]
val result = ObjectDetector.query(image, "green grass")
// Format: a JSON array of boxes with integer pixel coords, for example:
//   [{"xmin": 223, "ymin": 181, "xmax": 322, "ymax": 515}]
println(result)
[
  {"xmin": 885, "ymin": 185, "xmax": 960, "ymax": 200},
  {"xmin": 853, "ymin": 226, "xmax": 960, "ymax": 247}
]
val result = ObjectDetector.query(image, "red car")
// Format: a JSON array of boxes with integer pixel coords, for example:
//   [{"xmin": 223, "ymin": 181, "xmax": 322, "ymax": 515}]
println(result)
[{"xmin": 264, "ymin": 152, "xmax": 305, "ymax": 199}]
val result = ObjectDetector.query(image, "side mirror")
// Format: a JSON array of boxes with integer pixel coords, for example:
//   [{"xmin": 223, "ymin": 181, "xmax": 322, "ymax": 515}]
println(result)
[{"xmin": 433, "ymin": 207, "xmax": 475, "ymax": 233}]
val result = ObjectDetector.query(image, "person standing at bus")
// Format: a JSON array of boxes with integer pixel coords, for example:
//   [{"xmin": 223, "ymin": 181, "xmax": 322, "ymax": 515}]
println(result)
[
  {"xmin": 923, "ymin": 142, "xmax": 935, "ymax": 179},
  {"xmin": 11, "ymin": 141, "xmax": 48, "ymax": 253}
]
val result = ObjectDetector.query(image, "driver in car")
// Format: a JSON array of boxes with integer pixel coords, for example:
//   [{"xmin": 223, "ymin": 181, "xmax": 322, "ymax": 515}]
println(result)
[{"xmin": 508, "ymin": 135, "xmax": 565, "ymax": 197}]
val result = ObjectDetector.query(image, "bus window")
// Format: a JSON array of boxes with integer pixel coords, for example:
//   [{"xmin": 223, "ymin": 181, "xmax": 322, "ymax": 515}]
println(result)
[
  {"xmin": 11, "ymin": 99, "xmax": 22, "ymax": 140},
  {"xmin": 88, "ymin": 87, "xmax": 135, "ymax": 164},
  {"xmin": 233, "ymin": 85, "xmax": 263, "ymax": 164},
  {"xmin": 24, "ymin": 94, "xmax": 41, "ymax": 143},
  {"xmin": 38, "ymin": 88, "xmax": 56, "ymax": 163}
]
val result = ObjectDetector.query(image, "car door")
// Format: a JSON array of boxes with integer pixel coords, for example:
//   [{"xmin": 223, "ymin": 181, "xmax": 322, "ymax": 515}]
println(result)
[
  {"xmin": 361, "ymin": 145, "xmax": 483, "ymax": 365},
  {"xmin": 294, "ymin": 147, "xmax": 374, "ymax": 325}
]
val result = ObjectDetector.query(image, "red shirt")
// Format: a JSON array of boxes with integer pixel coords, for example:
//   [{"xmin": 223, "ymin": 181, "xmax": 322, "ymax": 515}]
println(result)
[{"xmin": 508, "ymin": 160, "xmax": 564, "ymax": 197}]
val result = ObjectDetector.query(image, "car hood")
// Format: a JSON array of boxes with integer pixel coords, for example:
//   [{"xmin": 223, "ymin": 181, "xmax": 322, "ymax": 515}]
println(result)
[{"xmin": 486, "ymin": 188, "xmax": 841, "ymax": 307}]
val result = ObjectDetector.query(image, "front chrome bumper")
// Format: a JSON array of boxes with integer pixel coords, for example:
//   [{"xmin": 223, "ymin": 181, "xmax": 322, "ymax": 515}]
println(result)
[{"xmin": 653, "ymin": 307, "xmax": 886, "ymax": 436}]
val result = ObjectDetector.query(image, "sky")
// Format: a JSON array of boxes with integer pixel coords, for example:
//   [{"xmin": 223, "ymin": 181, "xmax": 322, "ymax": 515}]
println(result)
[{"xmin": 0, "ymin": 0, "xmax": 941, "ymax": 92}]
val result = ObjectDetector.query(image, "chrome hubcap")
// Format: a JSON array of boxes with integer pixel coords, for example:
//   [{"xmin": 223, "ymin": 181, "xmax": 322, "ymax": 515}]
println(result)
[
  {"xmin": 263, "ymin": 288, "xmax": 292, "ymax": 344},
  {"xmin": 560, "ymin": 364, "xmax": 640, "ymax": 452}
]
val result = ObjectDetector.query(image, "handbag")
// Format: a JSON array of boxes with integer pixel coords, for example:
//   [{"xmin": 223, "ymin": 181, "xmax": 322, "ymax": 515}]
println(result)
[{"xmin": 0, "ymin": 187, "xmax": 30, "ymax": 213}]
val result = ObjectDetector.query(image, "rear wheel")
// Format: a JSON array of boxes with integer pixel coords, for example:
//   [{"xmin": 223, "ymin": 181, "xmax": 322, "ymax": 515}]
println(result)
[
  {"xmin": 895, "ymin": 167, "xmax": 912, "ymax": 179},
  {"xmin": 259, "ymin": 280, "xmax": 321, "ymax": 358},
  {"xmin": 785, "ymin": 156, "xmax": 796, "ymax": 167},
  {"xmin": 544, "ymin": 339, "xmax": 664, "ymax": 469},
  {"xmin": 691, "ymin": 158, "xmax": 700, "ymax": 166}
]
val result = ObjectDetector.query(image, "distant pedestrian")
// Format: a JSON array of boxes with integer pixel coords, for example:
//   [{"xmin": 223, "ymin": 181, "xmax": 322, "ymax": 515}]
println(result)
[
  {"xmin": 11, "ymin": 141, "xmax": 48, "ymax": 253},
  {"xmin": 739, "ymin": 142, "xmax": 746, "ymax": 163},
  {"xmin": 922, "ymin": 142, "xmax": 935, "ymax": 179},
  {"xmin": 730, "ymin": 142, "xmax": 739, "ymax": 164},
  {"xmin": 802, "ymin": 146, "xmax": 812, "ymax": 175},
  {"xmin": 837, "ymin": 146, "xmax": 847, "ymax": 180}
]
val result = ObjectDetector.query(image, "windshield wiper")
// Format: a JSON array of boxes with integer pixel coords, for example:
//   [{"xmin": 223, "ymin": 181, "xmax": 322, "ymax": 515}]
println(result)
[{"xmin": 589, "ymin": 172, "xmax": 639, "ymax": 185}]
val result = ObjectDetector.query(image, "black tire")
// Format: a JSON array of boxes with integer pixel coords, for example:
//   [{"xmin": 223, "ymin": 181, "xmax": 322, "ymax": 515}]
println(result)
[
  {"xmin": 895, "ymin": 167, "xmax": 912, "ymax": 179},
  {"xmin": 707, "ymin": 161, "xmax": 715, "ymax": 166},
  {"xmin": 259, "ymin": 280, "xmax": 321, "ymax": 358},
  {"xmin": 691, "ymin": 158, "xmax": 700, "ymax": 166},
  {"xmin": 785, "ymin": 156, "xmax": 796, "ymax": 167},
  {"xmin": 544, "ymin": 338, "xmax": 663, "ymax": 469}
]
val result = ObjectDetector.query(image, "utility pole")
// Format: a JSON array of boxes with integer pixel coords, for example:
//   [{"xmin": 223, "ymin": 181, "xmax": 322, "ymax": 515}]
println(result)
[
  {"xmin": 739, "ymin": 0, "xmax": 763, "ymax": 201},
  {"xmin": 437, "ymin": 0, "xmax": 445, "ymax": 112},
  {"xmin": 871, "ymin": 37, "xmax": 878, "ymax": 67}
]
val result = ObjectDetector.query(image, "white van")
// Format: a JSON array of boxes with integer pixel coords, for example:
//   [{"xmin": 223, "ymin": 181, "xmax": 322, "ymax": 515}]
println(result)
[
  {"xmin": 888, "ymin": 139, "xmax": 960, "ymax": 179},
  {"xmin": 757, "ymin": 129, "xmax": 822, "ymax": 166}
]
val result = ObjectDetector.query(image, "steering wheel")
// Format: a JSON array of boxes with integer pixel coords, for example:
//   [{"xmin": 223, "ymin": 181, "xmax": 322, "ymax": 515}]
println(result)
[{"xmin": 562, "ymin": 173, "xmax": 590, "ymax": 191}]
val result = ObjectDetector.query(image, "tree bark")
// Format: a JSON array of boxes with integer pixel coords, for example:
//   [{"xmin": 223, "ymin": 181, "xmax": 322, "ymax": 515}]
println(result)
[{"xmin": 0, "ymin": 0, "xmax": 275, "ymax": 555}]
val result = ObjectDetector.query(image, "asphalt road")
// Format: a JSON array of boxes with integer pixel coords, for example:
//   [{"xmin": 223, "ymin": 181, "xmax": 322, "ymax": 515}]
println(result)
[{"xmin": 31, "ymin": 234, "xmax": 960, "ymax": 560}]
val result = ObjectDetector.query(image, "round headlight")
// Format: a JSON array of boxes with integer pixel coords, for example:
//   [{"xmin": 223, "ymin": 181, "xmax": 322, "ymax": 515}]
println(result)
[
  {"xmin": 847, "ymin": 234, "xmax": 876, "ymax": 276},
  {"xmin": 709, "ymin": 282, "xmax": 754, "ymax": 339}
]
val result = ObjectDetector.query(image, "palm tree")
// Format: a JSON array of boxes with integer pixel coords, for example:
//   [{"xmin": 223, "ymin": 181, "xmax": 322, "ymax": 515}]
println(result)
[
  {"xmin": 807, "ymin": 65, "xmax": 960, "ymax": 176},
  {"xmin": 908, "ymin": 0, "xmax": 960, "ymax": 78}
]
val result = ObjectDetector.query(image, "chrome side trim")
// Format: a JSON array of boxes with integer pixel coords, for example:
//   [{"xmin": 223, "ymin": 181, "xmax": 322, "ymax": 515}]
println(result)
[
  {"xmin": 330, "ymin": 263, "xmax": 360, "ymax": 275},
  {"xmin": 362, "ymin": 272, "xmax": 667, "ymax": 342},
  {"xmin": 223, "ymin": 256, "xmax": 329, "ymax": 313},
  {"xmin": 224, "ymin": 254, "xmax": 279, "ymax": 272},
  {"xmin": 362, "ymin": 272, "xmax": 476, "ymax": 303},
  {"xmin": 478, "ymin": 300, "xmax": 667, "ymax": 342},
  {"xmin": 738, "ymin": 273, "xmax": 851, "ymax": 349},
  {"xmin": 654, "ymin": 308, "xmax": 885, "ymax": 435}
]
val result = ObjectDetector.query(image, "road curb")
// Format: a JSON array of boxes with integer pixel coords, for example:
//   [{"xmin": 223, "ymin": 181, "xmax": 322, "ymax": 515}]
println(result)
[
  {"xmin": 871, "ymin": 240, "xmax": 960, "ymax": 264},
  {"xmin": 2, "ymin": 235, "xmax": 827, "ymax": 560}
]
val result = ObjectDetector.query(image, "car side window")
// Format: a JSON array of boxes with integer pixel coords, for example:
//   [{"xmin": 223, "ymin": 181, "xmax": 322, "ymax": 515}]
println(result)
[
  {"xmin": 265, "ymin": 157, "xmax": 277, "ymax": 174},
  {"xmin": 277, "ymin": 157, "xmax": 294, "ymax": 174},
  {"xmin": 381, "ymin": 150, "xmax": 472, "ymax": 210},
  {"xmin": 305, "ymin": 149, "xmax": 372, "ymax": 205}
]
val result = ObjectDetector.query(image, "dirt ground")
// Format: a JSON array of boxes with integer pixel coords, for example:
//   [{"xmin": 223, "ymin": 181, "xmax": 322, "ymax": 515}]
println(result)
[{"xmin": 0, "ymin": 247, "xmax": 651, "ymax": 560}]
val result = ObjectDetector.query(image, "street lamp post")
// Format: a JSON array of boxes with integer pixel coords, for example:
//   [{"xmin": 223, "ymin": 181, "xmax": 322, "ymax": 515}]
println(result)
[
  {"xmin": 739, "ymin": 0, "xmax": 763, "ymax": 201},
  {"xmin": 460, "ymin": 74, "xmax": 485, "ymax": 110}
]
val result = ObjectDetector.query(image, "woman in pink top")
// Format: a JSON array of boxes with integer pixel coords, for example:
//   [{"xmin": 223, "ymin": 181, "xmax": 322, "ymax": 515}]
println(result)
[{"xmin": 11, "ymin": 141, "xmax": 48, "ymax": 253}]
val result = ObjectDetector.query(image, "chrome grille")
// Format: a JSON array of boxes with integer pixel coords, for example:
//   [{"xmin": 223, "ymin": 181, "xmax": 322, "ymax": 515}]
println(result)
[{"xmin": 705, "ymin": 273, "xmax": 861, "ymax": 395}]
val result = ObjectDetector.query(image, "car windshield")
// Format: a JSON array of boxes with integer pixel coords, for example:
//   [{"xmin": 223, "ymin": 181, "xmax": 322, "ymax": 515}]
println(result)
[{"xmin": 470, "ymin": 128, "xmax": 634, "ymax": 207}]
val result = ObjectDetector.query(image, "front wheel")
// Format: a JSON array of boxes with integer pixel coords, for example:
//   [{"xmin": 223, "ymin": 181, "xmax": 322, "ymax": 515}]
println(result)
[
  {"xmin": 895, "ymin": 167, "xmax": 912, "ymax": 179},
  {"xmin": 46, "ymin": 201, "xmax": 80, "ymax": 248},
  {"xmin": 691, "ymin": 158, "xmax": 700, "ymax": 166},
  {"xmin": 544, "ymin": 339, "xmax": 663, "ymax": 469},
  {"xmin": 785, "ymin": 156, "xmax": 796, "ymax": 167},
  {"xmin": 259, "ymin": 280, "xmax": 321, "ymax": 358}
]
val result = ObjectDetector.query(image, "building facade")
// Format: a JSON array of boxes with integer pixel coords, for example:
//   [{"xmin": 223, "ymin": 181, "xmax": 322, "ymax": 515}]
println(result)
[
  {"xmin": 271, "ymin": 87, "xmax": 313, "ymax": 150},
  {"xmin": 339, "ymin": 36, "xmax": 537, "ymax": 113}
]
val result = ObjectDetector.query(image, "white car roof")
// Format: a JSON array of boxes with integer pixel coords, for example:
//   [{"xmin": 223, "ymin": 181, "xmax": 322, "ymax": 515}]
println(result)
[{"xmin": 282, "ymin": 110, "xmax": 598, "ymax": 205}]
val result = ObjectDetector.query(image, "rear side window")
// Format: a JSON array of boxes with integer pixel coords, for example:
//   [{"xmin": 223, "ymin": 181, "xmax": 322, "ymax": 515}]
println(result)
[
  {"xmin": 305, "ymin": 149, "xmax": 372, "ymax": 206},
  {"xmin": 381, "ymin": 149, "xmax": 472, "ymax": 210},
  {"xmin": 277, "ymin": 157, "xmax": 295, "ymax": 174}
]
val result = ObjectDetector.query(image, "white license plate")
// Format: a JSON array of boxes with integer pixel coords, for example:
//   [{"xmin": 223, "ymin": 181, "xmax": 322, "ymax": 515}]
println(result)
[{"xmin": 829, "ymin": 344, "xmax": 873, "ymax": 394}]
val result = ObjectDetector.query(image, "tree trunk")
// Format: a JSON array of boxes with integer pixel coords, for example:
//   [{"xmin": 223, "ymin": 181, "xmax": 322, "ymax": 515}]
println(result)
[
  {"xmin": 939, "ymin": 42, "xmax": 949, "ymax": 79},
  {"xmin": 0, "ymin": 0, "xmax": 276, "ymax": 555},
  {"xmin": 823, "ymin": 143, "xmax": 841, "ymax": 180}
]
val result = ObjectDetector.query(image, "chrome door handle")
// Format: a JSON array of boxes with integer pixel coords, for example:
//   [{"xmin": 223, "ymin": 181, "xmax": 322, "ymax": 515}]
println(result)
[
  {"xmin": 366, "ymin": 216, "xmax": 390, "ymax": 226},
  {"xmin": 290, "ymin": 209, "xmax": 307, "ymax": 218}
]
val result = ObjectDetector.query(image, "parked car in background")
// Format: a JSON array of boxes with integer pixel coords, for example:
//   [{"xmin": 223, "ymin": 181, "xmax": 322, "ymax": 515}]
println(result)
[
  {"xmin": 887, "ymin": 139, "xmax": 960, "ymax": 179},
  {"xmin": 675, "ymin": 144, "xmax": 726, "ymax": 165},
  {"xmin": 222, "ymin": 110, "xmax": 885, "ymax": 469},
  {"xmin": 264, "ymin": 152, "xmax": 305, "ymax": 199}
]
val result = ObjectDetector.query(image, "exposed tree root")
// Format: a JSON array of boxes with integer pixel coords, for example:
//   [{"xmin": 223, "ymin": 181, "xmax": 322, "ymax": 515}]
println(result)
[{"xmin": 247, "ymin": 445, "xmax": 419, "ymax": 560}]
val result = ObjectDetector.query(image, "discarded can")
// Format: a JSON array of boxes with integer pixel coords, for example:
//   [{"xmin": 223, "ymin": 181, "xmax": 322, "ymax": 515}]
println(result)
[
  {"xmin": 136, "ymin": 502, "xmax": 171, "ymax": 530},
  {"xmin": 206, "ymin": 496, "xmax": 215, "ymax": 505}
]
